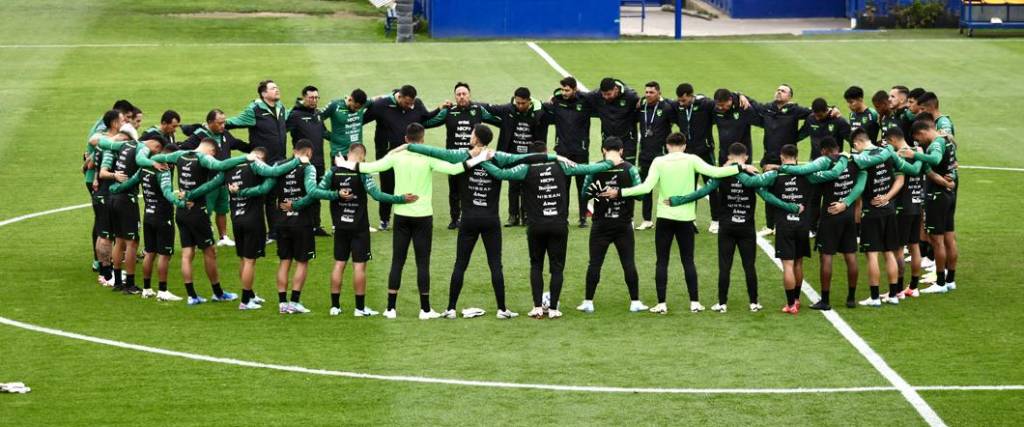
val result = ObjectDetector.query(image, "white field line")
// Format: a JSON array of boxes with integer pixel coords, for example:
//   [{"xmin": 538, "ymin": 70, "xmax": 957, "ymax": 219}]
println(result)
[{"xmin": 526, "ymin": 42, "xmax": 588, "ymax": 91}]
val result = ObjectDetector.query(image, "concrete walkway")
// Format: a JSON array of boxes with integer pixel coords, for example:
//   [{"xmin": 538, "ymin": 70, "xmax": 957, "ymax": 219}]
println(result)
[{"xmin": 620, "ymin": 6, "xmax": 851, "ymax": 37}]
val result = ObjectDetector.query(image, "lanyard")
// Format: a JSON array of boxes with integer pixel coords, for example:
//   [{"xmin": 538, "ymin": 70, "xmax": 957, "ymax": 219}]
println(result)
[
  {"xmin": 643, "ymin": 101, "xmax": 660, "ymax": 132},
  {"xmin": 682, "ymin": 103, "xmax": 693, "ymax": 139}
]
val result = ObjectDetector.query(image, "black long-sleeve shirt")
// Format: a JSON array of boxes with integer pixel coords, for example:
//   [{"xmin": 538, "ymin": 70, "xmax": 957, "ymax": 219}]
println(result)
[
  {"xmin": 750, "ymin": 99, "xmax": 812, "ymax": 164},
  {"xmin": 670, "ymin": 95, "xmax": 715, "ymax": 158},
  {"xmin": 366, "ymin": 92, "xmax": 442, "ymax": 157},
  {"xmin": 543, "ymin": 90, "xmax": 592, "ymax": 158},
  {"xmin": 583, "ymin": 81, "xmax": 640, "ymax": 159}
]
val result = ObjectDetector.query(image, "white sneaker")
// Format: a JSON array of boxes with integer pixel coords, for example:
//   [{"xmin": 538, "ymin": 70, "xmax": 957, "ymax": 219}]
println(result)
[
  {"xmin": 576, "ymin": 300, "xmax": 594, "ymax": 313},
  {"xmin": 708, "ymin": 221, "xmax": 719, "ymax": 234},
  {"xmin": 278, "ymin": 302, "xmax": 294, "ymax": 314},
  {"xmin": 383, "ymin": 309, "xmax": 397, "ymax": 319},
  {"xmin": 289, "ymin": 302, "xmax": 311, "ymax": 314},
  {"xmin": 690, "ymin": 301, "xmax": 705, "ymax": 313},
  {"xmin": 547, "ymin": 309, "xmax": 563, "ymax": 319},
  {"xmin": 141, "ymin": 288, "xmax": 157, "ymax": 299},
  {"xmin": 635, "ymin": 221, "xmax": 655, "ymax": 230},
  {"xmin": 461, "ymin": 307, "xmax": 486, "ymax": 318},
  {"xmin": 251, "ymin": 294, "xmax": 266, "ymax": 305},
  {"xmin": 156, "ymin": 290, "xmax": 182, "ymax": 302},
  {"xmin": 946, "ymin": 281, "xmax": 957, "ymax": 291},
  {"xmin": 239, "ymin": 300, "xmax": 263, "ymax": 310},
  {"xmin": 758, "ymin": 227, "xmax": 775, "ymax": 236},
  {"xmin": 354, "ymin": 306, "xmax": 379, "ymax": 317},
  {"xmin": 808, "ymin": 230, "xmax": 817, "ymax": 239},
  {"xmin": 921, "ymin": 257, "xmax": 935, "ymax": 269},
  {"xmin": 98, "ymin": 275, "xmax": 114, "ymax": 287},
  {"xmin": 883, "ymin": 295, "xmax": 900, "ymax": 305},
  {"xmin": 711, "ymin": 303, "xmax": 727, "ymax": 313},
  {"xmin": 920, "ymin": 284, "xmax": 948, "ymax": 294},
  {"xmin": 749, "ymin": 303, "xmax": 763, "ymax": 312},
  {"xmin": 496, "ymin": 309, "xmax": 519, "ymax": 319},
  {"xmin": 329, "ymin": 307, "xmax": 342, "ymax": 316},
  {"xmin": 440, "ymin": 309, "xmax": 457, "ymax": 319},
  {"xmin": 921, "ymin": 271, "xmax": 937, "ymax": 284},
  {"xmin": 187, "ymin": 296, "xmax": 207, "ymax": 306},
  {"xmin": 368, "ymin": 226, "xmax": 379, "ymax": 233},
  {"xmin": 904, "ymin": 255, "xmax": 912, "ymax": 263},
  {"xmin": 419, "ymin": 309, "xmax": 441, "ymax": 320},
  {"xmin": 629, "ymin": 300, "xmax": 649, "ymax": 312},
  {"xmin": 649, "ymin": 303, "xmax": 668, "ymax": 314},
  {"xmin": 858, "ymin": 297, "xmax": 882, "ymax": 307},
  {"xmin": 216, "ymin": 236, "xmax": 235, "ymax": 247},
  {"xmin": 528, "ymin": 307, "xmax": 545, "ymax": 318}
]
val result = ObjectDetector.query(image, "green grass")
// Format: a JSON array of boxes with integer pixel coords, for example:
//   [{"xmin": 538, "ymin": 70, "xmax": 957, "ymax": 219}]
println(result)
[{"xmin": 1, "ymin": 2, "xmax": 1022, "ymax": 425}]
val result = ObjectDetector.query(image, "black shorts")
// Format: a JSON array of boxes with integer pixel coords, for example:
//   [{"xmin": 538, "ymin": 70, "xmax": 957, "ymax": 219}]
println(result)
[
  {"xmin": 859, "ymin": 214, "xmax": 899, "ymax": 253},
  {"xmin": 897, "ymin": 214, "xmax": 922, "ymax": 246},
  {"xmin": 334, "ymin": 229, "xmax": 371, "ymax": 262},
  {"xmin": 143, "ymin": 218, "xmax": 175, "ymax": 256},
  {"xmin": 232, "ymin": 219, "xmax": 266, "ymax": 259},
  {"xmin": 109, "ymin": 196, "xmax": 140, "ymax": 240},
  {"xmin": 92, "ymin": 193, "xmax": 113, "ymax": 239},
  {"xmin": 277, "ymin": 225, "xmax": 315, "ymax": 262},
  {"xmin": 176, "ymin": 207, "xmax": 215, "ymax": 249},
  {"xmin": 924, "ymin": 191, "xmax": 955, "ymax": 235},
  {"xmin": 815, "ymin": 214, "xmax": 857, "ymax": 255},
  {"xmin": 775, "ymin": 228, "xmax": 811, "ymax": 260}
]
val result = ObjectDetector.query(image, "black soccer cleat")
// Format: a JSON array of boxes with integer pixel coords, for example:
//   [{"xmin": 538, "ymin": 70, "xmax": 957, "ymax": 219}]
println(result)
[
  {"xmin": 845, "ymin": 299, "xmax": 857, "ymax": 309},
  {"xmin": 810, "ymin": 301, "xmax": 832, "ymax": 311},
  {"xmin": 122, "ymin": 285, "xmax": 142, "ymax": 295},
  {"xmin": 313, "ymin": 227, "xmax": 331, "ymax": 237},
  {"xmin": 447, "ymin": 220, "xmax": 458, "ymax": 230},
  {"xmin": 504, "ymin": 215, "xmax": 519, "ymax": 227}
]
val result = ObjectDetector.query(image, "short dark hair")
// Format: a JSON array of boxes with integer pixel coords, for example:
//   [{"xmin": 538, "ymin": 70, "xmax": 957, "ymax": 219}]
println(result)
[
  {"xmin": 130, "ymin": 106, "xmax": 143, "ymax": 117},
  {"xmin": 399, "ymin": 84, "xmax": 417, "ymax": 99},
  {"xmin": 728, "ymin": 142, "xmax": 747, "ymax": 156},
  {"xmin": 160, "ymin": 110, "xmax": 181, "ymax": 124},
  {"xmin": 645, "ymin": 81, "xmax": 660, "ymax": 92},
  {"xmin": 811, "ymin": 98, "xmax": 828, "ymax": 113},
  {"xmin": 206, "ymin": 109, "xmax": 225, "ymax": 123},
  {"xmin": 144, "ymin": 134, "xmax": 168, "ymax": 148},
  {"xmin": 883, "ymin": 127, "xmax": 904, "ymax": 141},
  {"xmin": 200, "ymin": 137, "xmax": 217, "ymax": 146},
  {"xmin": 713, "ymin": 89, "xmax": 732, "ymax": 103},
  {"xmin": 602, "ymin": 136, "xmax": 623, "ymax": 151},
  {"xmin": 529, "ymin": 141, "xmax": 547, "ymax": 153},
  {"xmin": 599, "ymin": 78, "xmax": 617, "ymax": 93},
  {"xmin": 892, "ymin": 85, "xmax": 910, "ymax": 97},
  {"xmin": 850, "ymin": 127, "xmax": 869, "ymax": 143},
  {"xmin": 251, "ymin": 146, "xmax": 268, "ymax": 157},
  {"xmin": 676, "ymin": 83, "xmax": 694, "ymax": 98},
  {"xmin": 348, "ymin": 143, "xmax": 366, "ymax": 154},
  {"xmin": 820, "ymin": 136, "xmax": 839, "ymax": 152},
  {"xmin": 915, "ymin": 112, "xmax": 935, "ymax": 123},
  {"xmin": 780, "ymin": 144, "xmax": 798, "ymax": 158},
  {"xmin": 163, "ymin": 143, "xmax": 179, "ymax": 153},
  {"xmin": 908, "ymin": 87, "xmax": 926, "ymax": 101},
  {"xmin": 843, "ymin": 86, "xmax": 864, "ymax": 101},
  {"xmin": 472, "ymin": 124, "xmax": 493, "ymax": 146},
  {"xmin": 350, "ymin": 89, "xmax": 367, "ymax": 106},
  {"xmin": 406, "ymin": 122, "xmax": 425, "ymax": 142},
  {"xmin": 917, "ymin": 91, "xmax": 938, "ymax": 108},
  {"xmin": 780, "ymin": 83, "xmax": 793, "ymax": 97},
  {"xmin": 258, "ymin": 79, "xmax": 275, "ymax": 97},
  {"xmin": 559, "ymin": 76, "xmax": 577, "ymax": 89},
  {"xmin": 911, "ymin": 119, "xmax": 935, "ymax": 135},
  {"xmin": 112, "ymin": 100, "xmax": 134, "ymax": 114},
  {"xmin": 454, "ymin": 82, "xmax": 470, "ymax": 92},
  {"xmin": 102, "ymin": 110, "xmax": 121, "ymax": 129},
  {"xmin": 513, "ymin": 87, "xmax": 531, "ymax": 100},
  {"xmin": 301, "ymin": 85, "xmax": 318, "ymax": 96},
  {"xmin": 871, "ymin": 90, "xmax": 889, "ymax": 106},
  {"xmin": 294, "ymin": 138, "xmax": 314, "ymax": 152},
  {"xmin": 665, "ymin": 132, "xmax": 686, "ymax": 146}
]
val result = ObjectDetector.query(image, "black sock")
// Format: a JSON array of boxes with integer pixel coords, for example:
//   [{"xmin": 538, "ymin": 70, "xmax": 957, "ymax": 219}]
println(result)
[
  {"xmin": 870, "ymin": 285, "xmax": 880, "ymax": 300},
  {"xmin": 143, "ymin": 278, "xmax": 152, "ymax": 290},
  {"xmin": 821, "ymin": 290, "xmax": 830, "ymax": 305},
  {"xmin": 241, "ymin": 289, "xmax": 252, "ymax": 304},
  {"xmin": 785, "ymin": 289, "xmax": 796, "ymax": 306},
  {"xmin": 211, "ymin": 282, "xmax": 224, "ymax": 297},
  {"xmin": 331, "ymin": 292, "xmax": 341, "ymax": 309},
  {"xmin": 126, "ymin": 274, "xmax": 135, "ymax": 288},
  {"xmin": 897, "ymin": 276, "xmax": 905, "ymax": 292},
  {"xmin": 355, "ymin": 294, "xmax": 365, "ymax": 310},
  {"xmin": 946, "ymin": 269, "xmax": 956, "ymax": 283},
  {"xmin": 936, "ymin": 270, "xmax": 946, "ymax": 287},
  {"xmin": 889, "ymin": 283, "xmax": 899, "ymax": 297},
  {"xmin": 184, "ymin": 282, "xmax": 197, "ymax": 298},
  {"xmin": 158, "ymin": 281, "xmax": 168, "ymax": 292},
  {"xmin": 910, "ymin": 276, "xmax": 920, "ymax": 290},
  {"xmin": 278, "ymin": 292, "xmax": 288, "ymax": 303},
  {"xmin": 419, "ymin": 293, "xmax": 431, "ymax": 312},
  {"xmin": 847, "ymin": 287, "xmax": 857, "ymax": 302},
  {"xmin": 290, "ymin": 290, "xmax": 301, "ymax": 303},
  {"xmin": 387, "ymin": 293, "xmax": 397, "ymax": 310},
  {"xmin": 101, "ymin": 264, "xmax": 113, "ymax": 280},
  {"xmin": 113, "ymin": 269, "xmax": 123, "ymax": 287}
]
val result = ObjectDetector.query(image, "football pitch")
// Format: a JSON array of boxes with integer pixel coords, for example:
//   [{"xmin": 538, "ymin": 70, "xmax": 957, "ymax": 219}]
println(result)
[{"xmin": 1, "ymin": 1, "xmax": 1023, "ymax": 425}]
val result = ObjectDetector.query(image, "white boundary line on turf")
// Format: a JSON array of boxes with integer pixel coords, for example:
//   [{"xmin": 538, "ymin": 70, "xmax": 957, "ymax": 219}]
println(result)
[
  {"xmin": 526, "ymin": 42, "xmax": 589, "ymax": 91},
  {"xmin": 752, "ymin": 236, "xmax": 946, "ymax": 427},
  {"xmin": 522, "ymin": 40, "xmax": 951, "ymax": 425}
]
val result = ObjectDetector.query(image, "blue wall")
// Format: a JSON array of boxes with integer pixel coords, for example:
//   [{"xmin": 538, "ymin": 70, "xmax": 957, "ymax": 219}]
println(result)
[
  {"xmin": 426, "ymin": 0, "xmax": 620, "ymax": 39},
  {"xmin": 706, "ymin": 0, "xmax": 846, "ymax": 18}
]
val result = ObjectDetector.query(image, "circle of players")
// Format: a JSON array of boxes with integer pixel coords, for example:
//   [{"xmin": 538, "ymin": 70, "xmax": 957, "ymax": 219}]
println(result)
[{"xmin": 83, "ymin": 77, "xmax": 959, "ymax": 319}]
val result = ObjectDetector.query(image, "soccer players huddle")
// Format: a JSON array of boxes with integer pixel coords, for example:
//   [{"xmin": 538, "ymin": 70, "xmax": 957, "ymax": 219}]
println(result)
[{"xmin": 82, "ymin": 79, "xmax": 959, "ymax": 319}]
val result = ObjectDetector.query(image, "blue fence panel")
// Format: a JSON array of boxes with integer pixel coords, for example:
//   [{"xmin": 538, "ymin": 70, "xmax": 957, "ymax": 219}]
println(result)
[
  {"xmin": 427, "ymin": 0, "xmax": 620, "ymax": 39},
  {"xmin": 727, "ymin": 0, "xmax": 846, "ymax": 18},
  {"xmin": 846, "ymin": 0, "xmax": 961, "ymax": 18}
]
